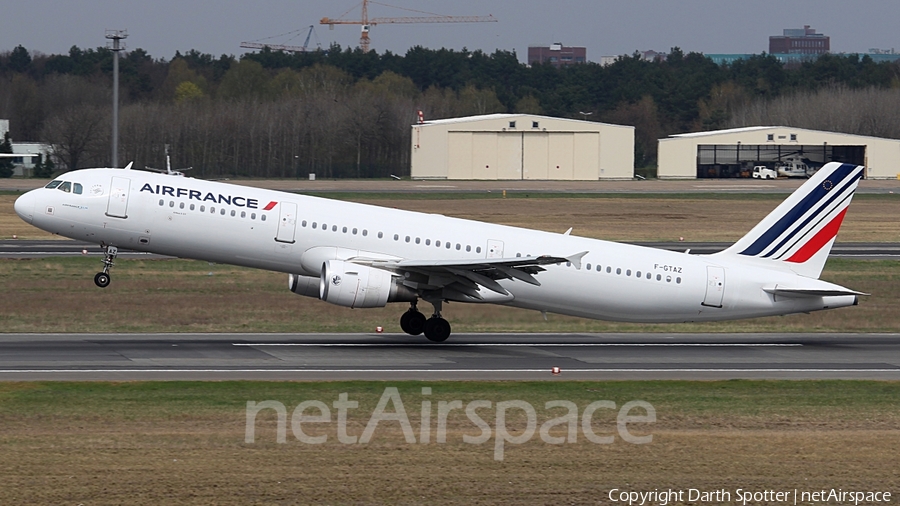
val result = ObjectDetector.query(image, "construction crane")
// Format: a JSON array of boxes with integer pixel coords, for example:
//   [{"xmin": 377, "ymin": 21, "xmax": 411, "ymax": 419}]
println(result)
[
  {"xmin": 320, "ymin": 0, "xmax": 497, "ymax": 53},
  {"xmin": 240, "ymin": 25, "xmax": 321, "ymax": 53}
]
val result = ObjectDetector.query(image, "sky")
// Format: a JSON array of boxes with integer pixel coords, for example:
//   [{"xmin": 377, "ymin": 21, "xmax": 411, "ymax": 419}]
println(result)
[{"xmin": 2, "ymin": 1, "xmax": 899, "ymax": 62}]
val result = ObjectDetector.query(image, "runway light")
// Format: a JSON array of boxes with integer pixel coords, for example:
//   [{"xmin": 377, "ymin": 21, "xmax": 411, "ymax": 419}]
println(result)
[
  {"xmin": 679, "ymin": 236, "xmax": 684, "ymax": 242},
  {"xmin": 551, "ymin": 366, "xmax": 561, "ymax": 375},
  {"xmin": 376, "ymin": 326, "xmax": 383, "ymax": 334},
  {"xmin": 82, "ymin": 249, "xmax": 88, "ymax": 255},
  {"xmin": 12, "ymin": 234, "xmax": 17, "ymax": 239}
]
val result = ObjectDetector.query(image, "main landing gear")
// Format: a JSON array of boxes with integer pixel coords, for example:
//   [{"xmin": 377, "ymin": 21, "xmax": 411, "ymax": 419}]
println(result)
[
  {"xmin": 93, "ymin": 245, "xmax": 118, "ymax": 288},
  {"xmin": 399, "ymin": 300, "xmax": 451, "ymax": 343}
]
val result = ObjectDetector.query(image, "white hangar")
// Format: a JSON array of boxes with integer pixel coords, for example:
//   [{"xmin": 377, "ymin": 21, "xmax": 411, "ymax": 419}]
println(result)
[
  {"xmin": 658, "ymin": 126, "xmax": 900, "ymax": 179},
  {"xmin": 411, "ymin": 114, "xmax": 634, "ymax": 180}
]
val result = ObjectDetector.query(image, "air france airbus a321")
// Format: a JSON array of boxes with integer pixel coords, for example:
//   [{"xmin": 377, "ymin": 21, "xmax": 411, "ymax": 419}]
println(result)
[{"xmin": 14, "ymin": 161, "xmax": 865, "ymax": 342}]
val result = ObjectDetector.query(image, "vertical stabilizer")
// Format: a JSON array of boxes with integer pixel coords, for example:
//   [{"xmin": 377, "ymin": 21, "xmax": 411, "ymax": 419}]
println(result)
[{"xmin": 714, "ymin": 162, "xmax": 863, "ymax": 278}]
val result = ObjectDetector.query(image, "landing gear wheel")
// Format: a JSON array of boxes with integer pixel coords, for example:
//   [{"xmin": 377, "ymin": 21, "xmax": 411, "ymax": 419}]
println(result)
[
  {"xmin": 400, "ymin": 310, "xmax": 427, "ymax": 336},
  {"xmin": 423, "ymin": 317, "xmax": 451, "ymax": 343},
  {"xmin": 94, "ymin": 272, "xmax": 111, "ymax": 288}
]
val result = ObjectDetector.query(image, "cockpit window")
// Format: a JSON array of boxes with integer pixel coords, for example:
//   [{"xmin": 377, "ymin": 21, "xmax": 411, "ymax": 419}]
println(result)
[
  {"xmin": 58, "ymin": 182, "xmax": 72, "ymax": 193},
  {"xmin": 45, "ymin": 180, "xmax": 62, "ymax": 189},
  {"xmin": 73, "ymin": 183, "xmax": 83, "ymax": 194}
]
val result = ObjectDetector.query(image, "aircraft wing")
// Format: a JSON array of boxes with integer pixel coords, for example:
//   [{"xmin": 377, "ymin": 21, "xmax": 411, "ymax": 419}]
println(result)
[{"xmin": 354, "ymin": 251, "xmax": 587, "ymax": 299}]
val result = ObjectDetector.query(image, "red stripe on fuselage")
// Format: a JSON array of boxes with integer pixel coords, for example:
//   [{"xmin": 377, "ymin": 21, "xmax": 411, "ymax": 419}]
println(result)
[
  {"xmin": 263, "ymin": 201, "xmax": 278, "ymax": 211},
  {"xmin": 785, "ymin": 208, "xmax": 848, "ymax": 264}
]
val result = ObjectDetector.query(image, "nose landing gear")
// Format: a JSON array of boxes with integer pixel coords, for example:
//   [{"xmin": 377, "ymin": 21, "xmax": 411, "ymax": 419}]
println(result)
[{"xmin": 94, "ymin": 245, "xmax": 118, "ymax": 288}]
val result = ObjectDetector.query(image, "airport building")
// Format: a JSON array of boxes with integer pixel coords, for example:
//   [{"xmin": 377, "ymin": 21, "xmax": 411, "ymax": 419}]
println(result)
[
  {"xmin": 0, "ymin": 119, "xmax": 52, "ymax": 177},
  {"xmin": 527, "ymin": 43, "xmax": 587, "ymax": 68},
  {"xmin": 411, "ymin": 114, "xmax": 634, "ymax": 180},
  {"xmin": 657, "ymin": 126, "xmax": 900, "ymax": 179}
]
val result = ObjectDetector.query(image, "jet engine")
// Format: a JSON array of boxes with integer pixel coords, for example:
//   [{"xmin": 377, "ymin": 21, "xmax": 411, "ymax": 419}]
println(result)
[
  {"xmin": 318, "ymin": 260, "xmax": 416, "ymax": 308},
  {"xmin": 289, "ymin": 273, "xmax": 320, "ymax": 298}
]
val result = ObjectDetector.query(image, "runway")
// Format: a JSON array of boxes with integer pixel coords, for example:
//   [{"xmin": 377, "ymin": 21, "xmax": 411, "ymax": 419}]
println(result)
[
  {"xmin": 3, "ymin": 240, "xmax": 900, "ymax": 259},
  {"xmin": 1, "ymin": 333, "xmax": 899, "ymax": 380}
]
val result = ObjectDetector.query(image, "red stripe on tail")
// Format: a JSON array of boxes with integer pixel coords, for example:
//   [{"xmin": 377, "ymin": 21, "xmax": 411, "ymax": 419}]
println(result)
[{"xmin": 785, "ymin": 208, "xmax": 848, "ymax": 264}]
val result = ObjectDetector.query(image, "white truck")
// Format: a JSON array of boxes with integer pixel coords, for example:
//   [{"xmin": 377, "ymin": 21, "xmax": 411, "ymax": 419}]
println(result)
[{"xmin": 752, "ymin": 165, "xmax": 778, "ymax": 179}]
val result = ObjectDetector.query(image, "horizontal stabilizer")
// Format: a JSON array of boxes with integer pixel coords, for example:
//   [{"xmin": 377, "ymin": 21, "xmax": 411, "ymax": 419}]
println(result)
[{"xmin": 762, "ymin": 286, "xmax": 868, "ymax": 298}]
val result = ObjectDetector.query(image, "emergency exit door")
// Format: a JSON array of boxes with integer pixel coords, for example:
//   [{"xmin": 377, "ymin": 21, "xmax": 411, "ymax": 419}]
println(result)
[
  {"xmin": 106, "ymin": 177, "xmax": 131, "ymax": 218},
  {"xmin": 702, "ymin": 266, "xmax": 725, "ymax": 308}
]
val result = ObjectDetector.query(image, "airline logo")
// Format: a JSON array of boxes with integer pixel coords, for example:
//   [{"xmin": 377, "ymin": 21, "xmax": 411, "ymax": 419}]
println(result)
[
  {"xmin": 738, "ymin": 163, "xmax": 862, "ymax": 263},
  {"xmin": 140, "ymin": 183, "xmax": 277, "ymax": 211}
]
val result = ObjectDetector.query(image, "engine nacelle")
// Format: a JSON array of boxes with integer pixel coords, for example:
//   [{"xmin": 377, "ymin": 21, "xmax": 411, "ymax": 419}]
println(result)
[
  {"xmin": 319, "ymin": 260, "xmax": 416, "ymax": 308},
  {"xmin": 288, "ymin": 273, "xmax": 320, "ymax": 298}
]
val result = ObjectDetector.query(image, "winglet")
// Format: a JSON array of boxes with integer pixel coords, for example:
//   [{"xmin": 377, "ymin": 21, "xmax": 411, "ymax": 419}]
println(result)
[
  {"xmin": 565, "ymin": 251, "xmax": 589, "ymax": 270},
  {"xmin": 124, "ymin": 161, "xmax": 134, "ymax": 170}
]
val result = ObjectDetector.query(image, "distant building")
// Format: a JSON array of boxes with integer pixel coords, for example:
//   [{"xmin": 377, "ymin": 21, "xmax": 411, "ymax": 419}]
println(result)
[
  {"xmin": 527, "ymin": 43, "xmax": 586, "ymax": 68},
  {"xmin": 769, "ymin": 25, "xmax": 829, "ymax": 55},
  {"xmin": 0, "ymin": 119, "xmax": 53, "ymax": 177}
]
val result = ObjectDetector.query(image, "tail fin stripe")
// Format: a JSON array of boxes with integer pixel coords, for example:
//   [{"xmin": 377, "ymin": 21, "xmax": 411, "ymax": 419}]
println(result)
[
  {"xmin": 761, "ymin": 173, "xmax": 860, "ymax": 259},
  {"xmin": 771, "ymin": 189, "xmax": 855, "ymax": 260},
  {"xmin": 738, "ymin": 163, "xmax": 859, "ymax": 256},
  {"xmin": 785, "ymin": 208, "xmax": 848, "ymax": 263}
]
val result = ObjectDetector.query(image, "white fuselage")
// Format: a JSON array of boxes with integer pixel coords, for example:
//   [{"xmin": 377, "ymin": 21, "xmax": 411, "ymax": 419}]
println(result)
[{"xmin": 15, "ymin": 168, "xmax": 857, "ymax": 323}]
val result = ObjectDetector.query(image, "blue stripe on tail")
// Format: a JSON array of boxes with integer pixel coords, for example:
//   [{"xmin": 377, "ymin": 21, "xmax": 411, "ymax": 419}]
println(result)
[{"xmin": 739, "ymin": 163, "xmax": 858, "ymax": 257}]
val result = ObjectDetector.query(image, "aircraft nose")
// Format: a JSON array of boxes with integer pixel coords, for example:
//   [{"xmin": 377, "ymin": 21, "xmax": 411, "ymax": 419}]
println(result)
[{"xmin": 14, "ymin": 190, "xmax": 36, "ymax": 224}]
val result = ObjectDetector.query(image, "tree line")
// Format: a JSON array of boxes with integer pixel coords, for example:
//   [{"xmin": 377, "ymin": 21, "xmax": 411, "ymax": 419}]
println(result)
[{"xmin": 1, "ymin": 43, "xmax": 899, "ymax": 178}]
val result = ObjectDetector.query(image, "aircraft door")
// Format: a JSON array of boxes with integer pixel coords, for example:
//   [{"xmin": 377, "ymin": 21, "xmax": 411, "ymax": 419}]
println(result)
[
  {"xmin": 275, "ymin": 201, "xmax": 298, "ymax": 243},
  {"xmin": 106, "ymin": 177, "xmax": 131, "ymax": 219},
  {"xmin": 487, "ymin": 239, "xmax": 504, "ymax": 258},
  {"xmin": 702, "ymin": 266, "xmax": 725, "ymax": 308}
]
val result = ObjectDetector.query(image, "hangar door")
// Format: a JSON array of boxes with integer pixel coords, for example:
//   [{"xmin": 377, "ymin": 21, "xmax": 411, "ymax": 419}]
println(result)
[
  {"xmin": 449, "ymin": 131, "xmax": 600, "ymax": 180},
  {"xmin": 449, "ymin": 132, "xmax": 522, "ymax": 180}
]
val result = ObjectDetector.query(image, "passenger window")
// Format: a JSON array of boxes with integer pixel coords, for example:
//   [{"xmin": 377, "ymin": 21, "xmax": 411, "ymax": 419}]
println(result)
[
  {"xmin": 676, "ymin": 277, "xmax": 681, "ymax": 284},
  {"xmin": 456, "ymin": 244, "xmax": 461, "ymax": 250},
  {"xmin": 416, "ymin": 238, "xmax": 421, "ymax": 244},
  {"xmin": 241, "ymin": 211, "xmax": 246, "ymax": 218},
  {"xmin": 45, "ymin": 180, "xmax": 63, "ymax": 189},
  {"xmin": 322, "ymin": 223, "xmax": 327, "ymax": 229},
  {"xmin": 332, "ymin": 225, "xmax": 337, "ymax": 232},
  {"xmin": 180, "ymin": 202, "xmax": 185, "ymax": 209},
  {"xmin": 342, "ymin": 226, "xmax": 348, "ymax": 233},
  {"xmin": 220, "ymin": 209, "xmax": 226, "ymax": 215},
  {"xmin": 656, "ymin": 274, "xmax": 661, "ymax": 281},
  {"xmin": 666, "ymin": 276, "xmax": 672, "ymax": 282},
  {"xmin": 73, "ymin": 183, "xmax": 83, "ymax": 194},
  {"xmin": 230, "ymin": 210, "xmax": 236, "ymax": 217},
  {"xmin": 262, "ymin": 215, "xmax": 267, "ymax": 221},
  {"xmin": 616, "ymin": 268, "xmax": 622, "ymax": 275},
  {"xmin": 170, "ymin": 201, "xmax": 175, "ymax": 208},
  {"xmin": 302, "ymin": 220, "xmax": 307, "ymax": 227},
  {"xmin": 352, "ymin": 228, "xmax": 357, "ymax": 235},
  {"xmin": 596, "ymin": 265, "xmax": 601, "ymax": 272},
  {"xmin": 586, "ymin": 263, "xmax": 591, "ymax": 270},
  {"xmin": 405, "ymin": 236, "xmax": 410, "ymax": 243},
  {"xmin": 476, "ymin": 247, "xmax": 482, "ymax": 253},
  {"xmin": 606, "ymin": 266, "xmax": 611, "ymax": 273},
  {"xmin": 646, "ymin": 272, "xmax": 651, "ymax": 279},
  {"xmin": 425, "ymin": 239, "xmax": 431, "ymax": 246},
  {"xmin": 58, "ymin": 182, "xmax": 72, "ymax": 193},
  {"xmin": 466, "ymin": 245, "xmax": 471, "ymax": 252},
  {"xmin": 159, "ymin": 199, "xmax": 164, "ymax": 206},
  {"xmin": 636, "ymin": 271, "xmax": 641, "ymax": 277},
  {"xmin": 251, "ymin": 213, "xmax": 256, "ymax": 220},
  {"xmin": 200, "ymin": 205, "xmax": 206, "ymax": 212},
  {"xmin": 312, "ymin": 222, "xmax": 317, "ymax": 229},
  {"xmin": 211, "ymin": 207, "xmax": 216, "ymax": 213},
  {"xmin": 445, "ymin": 242, "xmax": 451, "ymax": 249},
  {"xmin": 190, "ymin": 204, "xmax": 195, "ymax": 211}
]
